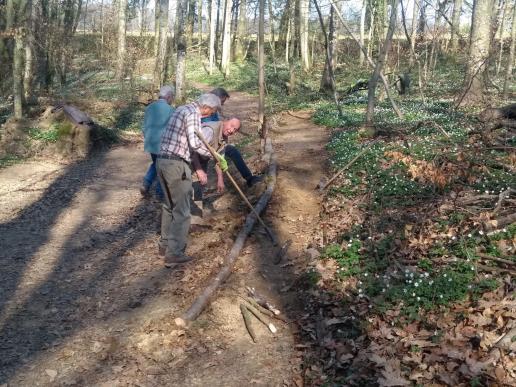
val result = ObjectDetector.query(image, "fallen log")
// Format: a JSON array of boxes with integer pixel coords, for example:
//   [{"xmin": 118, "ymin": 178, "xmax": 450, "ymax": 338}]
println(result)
[
  {"xmin": 175, "ymin": 138, "xmax": 277, "ymax": 326},
  {"xmin": 484, "ymin": 212, "xmax": 516, "ymax": 231},
  {"xmin": 477, "ymin": 253, "xmax": 515, "ymax": 267}
]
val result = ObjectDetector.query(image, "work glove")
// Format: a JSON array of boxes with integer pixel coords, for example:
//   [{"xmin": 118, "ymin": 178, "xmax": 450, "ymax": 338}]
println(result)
[{"xmin": 216, "ymin": 153, "xmax": 228, "ymax": 172}]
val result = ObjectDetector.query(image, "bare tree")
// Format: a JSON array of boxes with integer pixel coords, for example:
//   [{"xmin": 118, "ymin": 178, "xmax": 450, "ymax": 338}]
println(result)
[
  {"xmin": 221, "ymin": 0, "xmax": 233, "ymax": 76},
  {"xmin": 258, "ymin": 0, "xmax": 266, "ymax": 137},
  {"xmin": 208, "ymin": 0, "xmax": 217, "ymax": 73},
  {"xmin": 235, "ymin": 0, "xmax": 247, "ymax": 61},
  {"xmin": 450, "ymin": 0, "xmax": 463, "ymax": 51},
  {"xmin": 299, "ymin": 0, "xmax": 310, "ymax": 70},
  {"xmin": 328, "ymin": 0, "xmax": 403, "ymax": 119},
  {"xmin": 496, "ymin": 0, "xmax": 508, "ymax": 74},
  {"xmin": 13, "ymin": 28, "xmax": 24, "ymax": 119},
  {"xmin": 23, "ymin": 0, "xmax": 34, "ymax": 101},
  {"xmin": 366, "ymin": 0, "xmax": 400, "ymax": 124},
  {"xmin": 116, "ymin": 0, "xmax": 128, "ymax": 80},
  {"xmin": 360, "ymin": 0, "xmax": 367, "ymax": 65},
  {"xmin": 456, "ymin": 0, "xmax": 495, "ymax": 106},
  {"xmin": 176, "ymin": 0, "xmax": 187, "ymax": 102},
  {"xmin": 503, "ymin": 1, "xmax": 516, "ymax": 99},
  {"xmin": 154, "ymin": 0, "xmax": 170, "ymax": 87}
]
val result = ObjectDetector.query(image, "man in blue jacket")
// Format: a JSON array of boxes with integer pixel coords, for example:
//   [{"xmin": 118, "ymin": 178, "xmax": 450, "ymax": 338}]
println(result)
[{"xmin": 140, "ymin": 85, "xmax": 175, "ymax": 199}]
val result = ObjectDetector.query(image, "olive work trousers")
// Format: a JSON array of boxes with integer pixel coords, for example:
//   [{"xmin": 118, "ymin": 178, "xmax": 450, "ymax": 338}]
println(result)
[{"xmin": 156, "ymin": 157, "xmax": 192, "ymax": 257}]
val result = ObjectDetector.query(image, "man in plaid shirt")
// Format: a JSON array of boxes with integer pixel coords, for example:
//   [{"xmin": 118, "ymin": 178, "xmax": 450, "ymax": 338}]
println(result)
[{"xmin": 157, "ymin": 93, "xmax": 220, "ymax": 267}]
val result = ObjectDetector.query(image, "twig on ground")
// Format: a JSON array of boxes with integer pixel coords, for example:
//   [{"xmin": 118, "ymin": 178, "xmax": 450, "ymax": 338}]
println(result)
[
  {"xmin": 240, "ymin": 303, "xmax": 257, "ymax": 343},
  {"xmin": 287, "ymin": 110, "xmax": 312, "ymax": 120},
  {"xmin": 245, "ymin": 303, "xmax": 277, "ymax": 333},
  {"xmin": 477, "ymin": 253, "xmax": 515, "ymax": 267},
  {"xmin": 245, "ymin": 296, "xmax": 289, "ymax": 323},
  {"xmin": 246, "ymin": 286, "xmax": 281, "ymax": 315},
  {"xmin": 484, "ymin": 212, "xmax": 516, "ymax": 231},
  {"xmin": 317, "ymin": 143, "xmax": 375, "ymax": 191},
  {"xmin": 477, "ymin": 264, "xmax": 516, "ymax": 276},
  {"xmin": 492, "ymin": 188, "xmax": 515, "ymax": 216}
]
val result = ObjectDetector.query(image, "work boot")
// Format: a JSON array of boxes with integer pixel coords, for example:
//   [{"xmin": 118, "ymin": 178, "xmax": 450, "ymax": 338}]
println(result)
[
  {"xmin": 246, "ymin": 175, "xmax": 264, "ymax": 187},
  {"xmin": 158, "ymin": 245, "xmax": 166, "ymax": 257},
  {"xmin": 164, "ymin": 254, "xmax": 193, "ymax": 268}
]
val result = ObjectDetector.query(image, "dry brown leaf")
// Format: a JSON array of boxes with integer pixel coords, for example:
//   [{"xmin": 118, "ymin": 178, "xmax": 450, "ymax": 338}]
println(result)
[{"xmin": 378, "ymin": 359, "xmax": 410, "ymax": 386}]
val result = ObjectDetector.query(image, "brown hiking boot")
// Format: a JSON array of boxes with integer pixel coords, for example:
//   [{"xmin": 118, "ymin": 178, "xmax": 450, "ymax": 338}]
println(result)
[{"xmin": 164, "ymin": 254, "xmax": 193, "ymax": 268}]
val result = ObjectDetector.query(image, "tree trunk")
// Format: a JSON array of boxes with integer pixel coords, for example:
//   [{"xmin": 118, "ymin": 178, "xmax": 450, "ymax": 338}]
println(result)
[
  {"xmin": 329, "ymin": 0, "xmax": 402, "ymax": 118},
  {"xmin": 100, "ymin": 0, "xmax": 104, "ymax": 57},
  {"xmin": 116, "ymin": 0, "xmax": 127, "ymax": 80},
  {"xmin": 496, "ymin": 0, "xmax": 508, "ymax": 75},
  {"xmin": 140, "ymin": 0, "xmax": 147, "ymax": 36},
  {"xmin": 23, "ymin": 0, "xmax": 34, "ymax": 100},
  {"xmin": 209, "ymin": 0, "xmax": 217, "ymax": 73},
  {"xmin": 366, "ymin": 0, "xmax": 400, "ymax": 124},
  {"xmin": 154, "ymin": 0, "xmax": 169, "ymax": 87},
  {"xmin": 258, "ymin": 0, "xmax": 265, "ymax": 137},
  {"xmin": 314, "ymin": 0, "xmax": 342, "ymax": 116},
  {"xmin": 221, "ymin": 0, "xmax": 233, "ymax": 75},
  {"xmin": 14, "ymin": 28, "xmax": 24, "ymax": 119},
  {"xmin": 360, "ymin": 0, "xmax": 367, "ymax": 65},
  {"xmin": 234, "ymin": 0, "xmax": 247, "ymax": 61},
  {"xmin": 198, "ymin": 0, "xmax": 203, "ymax": 51},
  {"xmin": 450, "ymin": 0, "xmax": 463, "ymax": 51},
  {"xmin": 320, "ymin": 4, "xmax": 335, "ymax": 91},
  {"xmin": 268, "ymin": 0, "xmax": 277, "ymax": 62},
  {"xmin": 503, "ymin": 2, "xmax": 516, "ymax": 99},
  {"xmin": 409, "ymin": 0, "xmax": 419, "ymax": 66},
  {"xmin": 456, "ymin": 0, "xmax": 494, "ymax": 106},
  {"xmin": 176, "ymin": 0, "xmax": 187, "ymax": 102},
  {"xmin": 186, "ymin": 0, "xmax": 196, "ymax": 47},
  {"xmin": 155, "ymin": 0, "xmax": 161, "ymax": 55},
  {"xmin": 299, "ymin": 0, "xmax": 310, "ymax": 70},
  {"xmin": 418, "ymin": 1, "xmax": 426, "ymax": 37}
]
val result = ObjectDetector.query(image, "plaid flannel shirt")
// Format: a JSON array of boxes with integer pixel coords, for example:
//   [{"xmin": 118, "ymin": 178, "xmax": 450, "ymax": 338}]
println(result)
[{"xmin": 159, "ymin": 102, "xmax": 211, "ymax": 162}]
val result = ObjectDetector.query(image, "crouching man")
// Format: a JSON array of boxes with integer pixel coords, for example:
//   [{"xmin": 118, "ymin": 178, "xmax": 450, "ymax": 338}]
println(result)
[{"xmin": 190, "ymin": 117, "xmax": 263, "ymax": 228}]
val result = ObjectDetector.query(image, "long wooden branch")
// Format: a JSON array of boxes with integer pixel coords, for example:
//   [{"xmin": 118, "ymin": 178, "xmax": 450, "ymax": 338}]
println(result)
[{"xmin": 175, "ymin": 138, "xmax": 277, "ymax": 325}]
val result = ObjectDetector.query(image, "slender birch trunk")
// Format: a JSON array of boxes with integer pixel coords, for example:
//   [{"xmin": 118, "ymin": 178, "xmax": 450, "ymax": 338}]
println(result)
[
  {"xmin": 235, "ymin": 0, "xmax": 247, "ymax": 61},
  {"xmin": 496, "ymin": 0, "xmax": 508, "ymax": 74},
  {"xmin": 14, "ymin": 28, "xmax": 24, "ymax": 119},
  {"xmin": 366, "ymin": 0, "xmax": 400, "ymax": 124},
  {"xmin": 154, "ymin": 0, "xmax": 169, "ymax": 86},
  {"xmin": 208, "ymin": 0, "xmax": 217, "ymax": 73},
  {"xmin": 359, "ymin": 0, "xmax": 367, "ymax": 65},
  {"xmin": 450, "ymin": 0, "xmax": 463, "ymax": 51},
  {"xmin": 299, "ymin": 0, "xmax": 310, "ymax": 70},
  {"xmin": 176, "ymin": 0, "xmax": 187, "ymax": 102},
  {"xmin": 116, "ymin": 0, "xmax": 127, "ymax": 80},
  {"xmin": 503, "ymin": 2, "xmax": 516, "ymax": 99},
  {"xmin": 221, "ymin": 0, "xmax": 233, "ymax": 75},
  {"xmin": 258, "ymin": 0, "xmax": 266, "ymax": 137}
]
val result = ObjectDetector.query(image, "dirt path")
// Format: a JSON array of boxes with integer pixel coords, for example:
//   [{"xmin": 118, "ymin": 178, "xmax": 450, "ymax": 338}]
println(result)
[{"xmin": 0, "ymin": 91, "xmax": 328, "ymax": 386}]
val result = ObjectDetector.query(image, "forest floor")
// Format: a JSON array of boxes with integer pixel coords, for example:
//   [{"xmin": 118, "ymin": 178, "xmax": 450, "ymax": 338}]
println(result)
[{"xmin": 0, "ymin": 88, "xmax": 328, "ymax": 386}]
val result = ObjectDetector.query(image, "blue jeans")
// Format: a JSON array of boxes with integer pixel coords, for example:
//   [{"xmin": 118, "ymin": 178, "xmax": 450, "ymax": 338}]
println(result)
[
  {"xmin": 143, "ymin": 153, "xmax": 164, "ymax": 199},
  {"xmin": 224, "ymin": 145, "xmax": 252, "ymax": 181}
]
